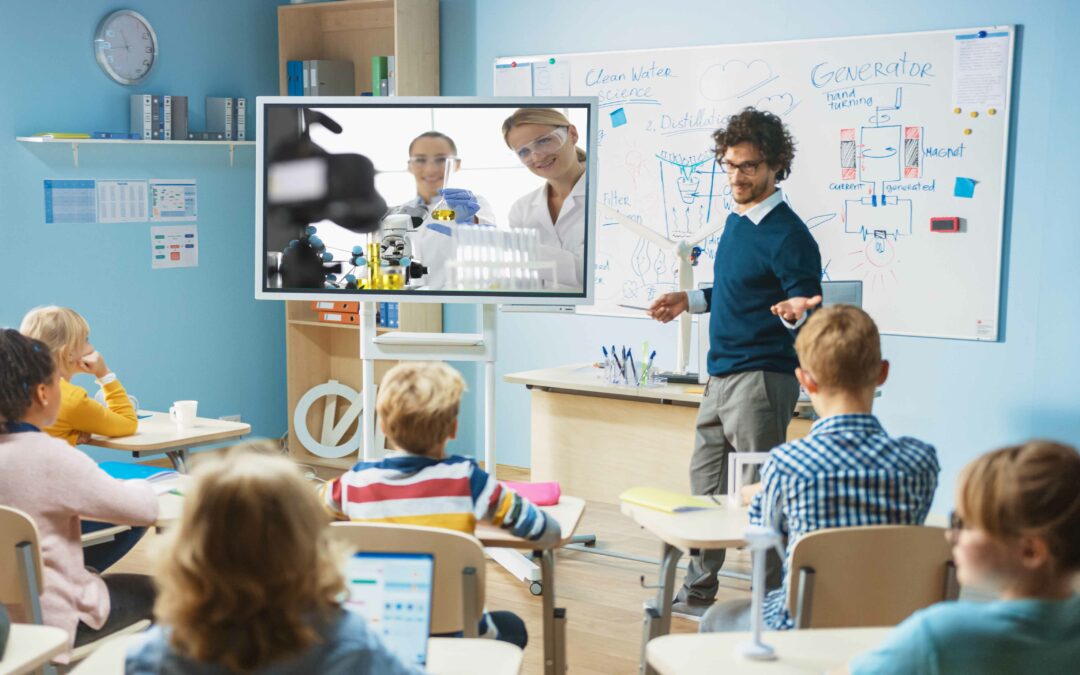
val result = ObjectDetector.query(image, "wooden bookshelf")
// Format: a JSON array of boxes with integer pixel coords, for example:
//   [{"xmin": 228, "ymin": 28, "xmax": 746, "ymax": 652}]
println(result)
[
  {"xmin": 278, "ymin": 0, "xmax": 441, "ymax": 470},
  {"xmin": 278, "ymin": 0, "xmax": 439, "ymax": 96}
]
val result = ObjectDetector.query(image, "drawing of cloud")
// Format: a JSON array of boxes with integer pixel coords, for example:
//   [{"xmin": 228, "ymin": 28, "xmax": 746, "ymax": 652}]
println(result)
[
  {"xmin": 755, "ymin": 92, "xmax": 799, "ymax": 117},
  {"xmin": 699, "ymin": 60, "xmax": 776, "ymax": 101}
]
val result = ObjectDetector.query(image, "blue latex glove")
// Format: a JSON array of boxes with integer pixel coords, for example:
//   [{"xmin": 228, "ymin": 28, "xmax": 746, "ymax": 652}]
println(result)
[{"xmin": 438, "ymin": 188, "xmax": 481, "ymax": 224}]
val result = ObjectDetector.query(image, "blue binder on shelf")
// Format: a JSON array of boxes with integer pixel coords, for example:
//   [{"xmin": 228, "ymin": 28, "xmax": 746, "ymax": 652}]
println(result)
[{"xmin": 287, "ymin": 60, "xmax": 302, "ymax": 95}]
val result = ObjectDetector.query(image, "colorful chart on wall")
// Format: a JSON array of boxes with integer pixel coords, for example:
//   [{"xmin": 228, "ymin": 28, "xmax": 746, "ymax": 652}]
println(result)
[{"xmin": 495, "ymin": 26, "xmax": 1014, "ymax": 340}]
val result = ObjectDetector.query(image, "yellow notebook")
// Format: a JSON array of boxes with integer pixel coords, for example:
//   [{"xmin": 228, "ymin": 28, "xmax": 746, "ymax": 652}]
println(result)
[
  {"xmin": 33, "ymin": 132, "xmax": 91, "ymax": 139},
  {"xmin": 619, "ymin": 486, "xmax": 719, "ymax": 513}
]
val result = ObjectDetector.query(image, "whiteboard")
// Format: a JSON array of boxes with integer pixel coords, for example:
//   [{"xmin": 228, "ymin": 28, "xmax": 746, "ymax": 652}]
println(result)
[{"xmin": 495, "ymin": 26, "xmax": 1014, "ymax": 340}]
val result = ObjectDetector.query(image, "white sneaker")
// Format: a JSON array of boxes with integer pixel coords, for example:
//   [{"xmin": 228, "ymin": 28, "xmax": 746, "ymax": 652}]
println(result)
[{"xmin": 643, "ymin": 597, "xmax": 713, "ymax": 622}]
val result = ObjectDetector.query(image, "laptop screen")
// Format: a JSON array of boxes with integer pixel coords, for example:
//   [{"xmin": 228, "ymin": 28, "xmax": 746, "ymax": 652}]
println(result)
[
  {"xmin": 344, "ymin": 552, "xmax": 434, "ymax": 667},
  {"xmin": 821, "ymin": 280, "xmax": 863, "ymax": 308}
]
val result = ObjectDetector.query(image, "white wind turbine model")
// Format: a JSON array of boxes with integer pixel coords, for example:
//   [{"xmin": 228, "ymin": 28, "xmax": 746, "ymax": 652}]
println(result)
[{"xmin": 600, "ymin": 204, "xmax": 725, "ymax": 377}]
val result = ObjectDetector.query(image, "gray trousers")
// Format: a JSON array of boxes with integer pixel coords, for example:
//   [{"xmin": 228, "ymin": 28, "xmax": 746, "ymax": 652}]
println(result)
[{"xmin": 679, "ymin": 370, "xmax": 799, "ymax": 604}]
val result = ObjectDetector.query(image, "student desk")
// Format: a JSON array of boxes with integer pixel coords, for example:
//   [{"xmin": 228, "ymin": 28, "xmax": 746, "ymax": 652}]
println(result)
[
  {"xmin": 622, "ymin": 499, "xmax": 751, "ymax": 675},
  {"xmin": 646, "ymin": 627, "xmax": 892, "ymax": 674},
  {"xmin": 86, "ymin": 411, "xmax": 251, "ymax": 472},
  {"xmin": 152, "ymin": 480, "xmax": 581, "ymax": 675},
  {"xmin": 69, "ymin": 634, "xmax": 525, "ymax": 674},
  {"xmin": 476, "ymin": 496, "xmax": 585, "ymax": 675},
  {"xmin": 504, "ymin": 365, "xmax": 813, "ymax": 505},
  {"xmin": 0, "ymin": 624, "xmax": 68, "ymax": 675}
]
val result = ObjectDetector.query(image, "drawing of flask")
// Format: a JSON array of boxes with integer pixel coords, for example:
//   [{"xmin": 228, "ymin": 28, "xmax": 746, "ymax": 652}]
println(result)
[
  {"xmin": 430, "ymin": 158, "xmax": 457, "ymax": 222},
  {"xmin": 677, "ymin": 166, "xmax": 699, "ymax": 205}
]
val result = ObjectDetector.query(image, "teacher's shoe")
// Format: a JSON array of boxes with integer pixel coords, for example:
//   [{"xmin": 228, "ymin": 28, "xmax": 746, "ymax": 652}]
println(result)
[{"xmin": 643, "ymin": 597, "xmax": 713, "ymax": 621}]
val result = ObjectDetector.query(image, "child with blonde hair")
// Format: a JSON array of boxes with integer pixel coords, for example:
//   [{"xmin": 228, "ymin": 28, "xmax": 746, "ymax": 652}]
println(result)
[
  {"xmin": 849, "ymin": 441, "xmax": 1080, "ymax": 673},
  {"xmin": 702, "ymin": 305, "xmax": 939, "ymax": 632},
  {"xmin": 20, "ymin": 305, "xmax": 137, "ymax": 445},
  {"xmin": 321, "ymin": 361, "xmax": 562, "ymax": 647},
  {"xmin": 126, "ymin": 442, "xmax": 421, "ymax": 674}
]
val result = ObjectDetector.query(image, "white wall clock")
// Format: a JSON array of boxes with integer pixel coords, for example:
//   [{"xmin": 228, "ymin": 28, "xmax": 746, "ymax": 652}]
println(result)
[{"xmin": 94, "ymin": 9, "xmax": 158, "ymax": 85}]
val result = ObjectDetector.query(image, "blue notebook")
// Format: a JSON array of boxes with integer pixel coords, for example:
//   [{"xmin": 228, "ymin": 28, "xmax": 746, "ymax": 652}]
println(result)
[{"xmin": 98, "ymin": 461, "xmax": 177, "ymax": 482}]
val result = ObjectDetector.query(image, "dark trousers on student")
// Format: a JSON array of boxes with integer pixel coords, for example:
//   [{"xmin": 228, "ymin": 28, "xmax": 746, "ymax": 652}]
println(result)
[
  {"xmin": 74, "ymin": 574, "xmax": 156, "ymax": 647},
  {"xmin": 678, "ymin": 370, "xmax": 799, "ymax": 605},
  {"xmin": 81, "ymin": 521, "xmax": 148, "ymax": 572}
]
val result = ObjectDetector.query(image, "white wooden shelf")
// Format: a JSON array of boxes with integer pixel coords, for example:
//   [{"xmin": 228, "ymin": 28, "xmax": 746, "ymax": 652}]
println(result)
[{"xmin": 16, "ymin": 136, "xmax": 254, "ymax": 167}]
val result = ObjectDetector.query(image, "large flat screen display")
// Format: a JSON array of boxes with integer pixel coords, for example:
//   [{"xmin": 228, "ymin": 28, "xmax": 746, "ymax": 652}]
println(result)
[{"xmin": 255, "ymin": 97, "xmax": 598, "ymax": 304}]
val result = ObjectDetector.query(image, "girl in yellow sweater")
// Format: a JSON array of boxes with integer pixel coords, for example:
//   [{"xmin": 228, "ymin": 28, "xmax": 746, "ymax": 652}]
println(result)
[
  {"xmin": 20, "ymin": 306, "xmax": 137, "ymax": 445},
  {"xmin": 20, "ymin": 306, "xmax": 145, "ymax": 572}
]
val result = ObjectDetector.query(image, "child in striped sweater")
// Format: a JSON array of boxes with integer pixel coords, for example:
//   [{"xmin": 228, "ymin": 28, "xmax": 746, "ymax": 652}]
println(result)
[{"xmin": 321, "ymin": 361, "xmax": 561, "ymax": 648}]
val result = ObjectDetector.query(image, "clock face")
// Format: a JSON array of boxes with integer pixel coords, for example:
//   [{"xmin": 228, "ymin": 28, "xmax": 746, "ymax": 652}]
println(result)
[{"xmin": 94, "ymin": 10, "xmax": 157, "ymax": 85}]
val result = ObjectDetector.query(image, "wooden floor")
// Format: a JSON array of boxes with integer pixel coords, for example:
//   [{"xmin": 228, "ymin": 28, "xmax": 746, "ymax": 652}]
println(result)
[{"xmin": 112, "ymin": 463, "xmax": 752, "ymax": 675}]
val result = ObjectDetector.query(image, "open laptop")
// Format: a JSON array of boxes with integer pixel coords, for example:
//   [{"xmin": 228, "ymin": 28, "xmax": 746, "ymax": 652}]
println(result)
[
  {"xmin": 344, "ymin": 552, "xmax": 435, "ymax": 667},
  {"xmin": 820, "ymin": 280, "xmax": 863, "ymax": 308}
]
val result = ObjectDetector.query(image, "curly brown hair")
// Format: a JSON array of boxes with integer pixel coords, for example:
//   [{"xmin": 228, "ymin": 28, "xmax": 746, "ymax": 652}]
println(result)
[
  {"xmin": 154, "ymin": 443, "xmax": 346, "ymax": 671},
  {"xmin": 0, "ymin": 329, "xmax": 56, "ymax": 425},
  {"xmin": 713, "ymin": 107, "xmax": 796, "ymax": 182}
]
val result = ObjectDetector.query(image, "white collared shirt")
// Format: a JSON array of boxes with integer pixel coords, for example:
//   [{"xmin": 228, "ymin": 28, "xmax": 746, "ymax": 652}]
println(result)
[
  {"xmin": 740, "ymin": 186, "xmax": 786, "ymax": 225},
  {"xmin": 507, "ymin": 172, "xmax": 586, "ymax": 289},
  {"xmin": 688, "ymin": 187, "xmax": 806, "ymax": 329}
]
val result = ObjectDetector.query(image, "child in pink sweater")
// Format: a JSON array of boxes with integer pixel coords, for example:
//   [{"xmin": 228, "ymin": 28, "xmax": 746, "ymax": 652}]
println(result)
[{"xmin": 0, "ymin": 329, "xmax": 159, "ymax": 658}]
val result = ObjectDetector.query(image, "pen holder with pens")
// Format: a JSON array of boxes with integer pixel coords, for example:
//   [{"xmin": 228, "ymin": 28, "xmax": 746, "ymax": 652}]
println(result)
[{"xmin": 600, "ymin": 346, "xmax": 666, "ymax": 388}]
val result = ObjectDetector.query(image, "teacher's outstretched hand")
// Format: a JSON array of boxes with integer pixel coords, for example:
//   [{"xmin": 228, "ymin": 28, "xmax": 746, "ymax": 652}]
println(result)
[
  {"xmin": 771, "ymin": 294, "xmax": 823, "ymax": 324},
  {"xmin": 648, "ymin": 291, "xmax": 689, "ymax": 324}
]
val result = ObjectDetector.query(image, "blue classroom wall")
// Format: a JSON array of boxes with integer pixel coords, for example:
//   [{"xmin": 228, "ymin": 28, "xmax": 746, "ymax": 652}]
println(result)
[
  {"xmin": 0, "ymin": 0, "xmax": 286, "ymax": 461},
  {"xmin": 439, "ymin": 0, "xmax": 1080, "ymax": 512}
]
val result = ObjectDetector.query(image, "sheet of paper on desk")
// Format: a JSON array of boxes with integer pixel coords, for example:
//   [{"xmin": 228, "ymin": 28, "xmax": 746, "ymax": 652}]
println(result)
[{"xmin": 620, "ymin": 486, "xmax": 720, "ymax": 513}]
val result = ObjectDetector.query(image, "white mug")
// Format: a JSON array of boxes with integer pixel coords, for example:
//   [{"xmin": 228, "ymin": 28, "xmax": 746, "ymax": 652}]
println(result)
[{"xmin": 169, "ymin": 400, "xmax": 198, "ymax": 430}]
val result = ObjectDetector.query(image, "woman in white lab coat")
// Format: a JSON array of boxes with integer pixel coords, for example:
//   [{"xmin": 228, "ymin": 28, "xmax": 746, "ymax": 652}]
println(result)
[
  {"xmin": 387, "ymin": 131, "xmax": 496, "ymax": 289},
  {"xmin": 502, "ymin": 108, "xmax": 587, "ymax": 291}
]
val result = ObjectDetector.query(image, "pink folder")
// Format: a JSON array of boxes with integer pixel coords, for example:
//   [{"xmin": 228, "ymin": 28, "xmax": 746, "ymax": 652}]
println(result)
[{"xmin": 503, "ymin": 481, "xmax": 561, "ymax": 506}]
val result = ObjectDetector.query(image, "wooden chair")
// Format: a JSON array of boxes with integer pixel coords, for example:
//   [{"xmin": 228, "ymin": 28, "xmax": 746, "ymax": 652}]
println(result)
[
  {"xmin": 788, "ymin": 525, "xmax": 959, "ymax": 629},
  {"xmin": 328, "ymin": 522, "xmax": 486, "ymax": 637},
  {"xmin": 0, "ymin": 506, "xmax": 150, "ymax": 670}
]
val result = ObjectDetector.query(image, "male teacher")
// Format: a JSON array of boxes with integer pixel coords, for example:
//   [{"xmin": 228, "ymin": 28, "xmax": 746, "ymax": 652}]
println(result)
[{"xmin": 648, "ymin": 107, "xmax": 822, "ymax": 618}]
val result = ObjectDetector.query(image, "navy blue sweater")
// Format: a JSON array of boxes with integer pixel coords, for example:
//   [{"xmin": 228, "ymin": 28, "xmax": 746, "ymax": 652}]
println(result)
[{"xmin": 704, "ymin": 201, "xmax": 821, "ymax": 377}]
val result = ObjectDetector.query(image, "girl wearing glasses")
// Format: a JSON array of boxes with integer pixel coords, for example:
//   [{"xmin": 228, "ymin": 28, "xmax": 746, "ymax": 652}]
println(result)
[
  {"xmin": 848, "ymin": 441, "xmax": 1080, "ymax": 674},
  {"xmin": 388, "ymin": 131, "xmax": 495, "ymax": 289},
  {"xmin": 502, "ymin": 108, "xmax": 587, "ymax": 290}
]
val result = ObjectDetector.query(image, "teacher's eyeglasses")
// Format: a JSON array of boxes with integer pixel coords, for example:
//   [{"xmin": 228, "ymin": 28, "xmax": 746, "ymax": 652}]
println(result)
[
  {"xmin": 513, "ymin": 127, "xmax": 569, "ymax": 164},
  {"xmin": 720, "ymin": 159, "xmax": 765, "ymax": 177}
]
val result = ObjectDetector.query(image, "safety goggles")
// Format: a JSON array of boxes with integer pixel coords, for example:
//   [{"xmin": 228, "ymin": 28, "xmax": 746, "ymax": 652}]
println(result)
[
  {"xmin": 408, "ymin": 155, "xmax": 458, "ymax": 168},
  {"xmin": 513, "ymin": 127, "xmax": 569, "ymax": 164}
]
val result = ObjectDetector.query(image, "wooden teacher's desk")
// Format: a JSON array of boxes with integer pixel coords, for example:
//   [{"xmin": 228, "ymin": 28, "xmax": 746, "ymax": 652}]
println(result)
[{"xmin": 504, "ymin": 364, "xmax": 813, "ymax": 505}]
